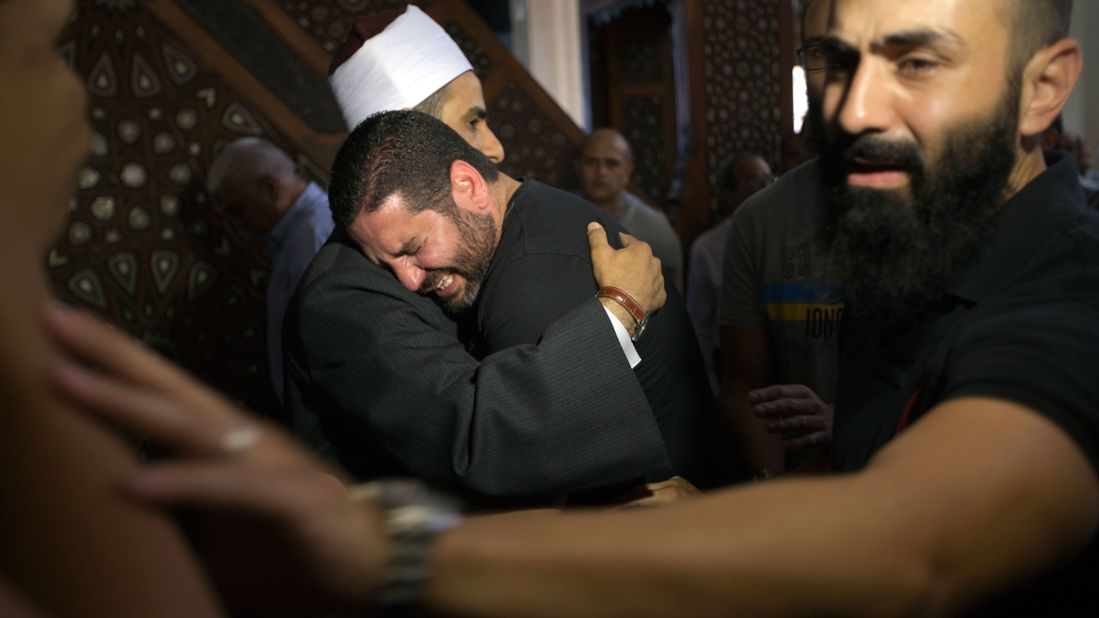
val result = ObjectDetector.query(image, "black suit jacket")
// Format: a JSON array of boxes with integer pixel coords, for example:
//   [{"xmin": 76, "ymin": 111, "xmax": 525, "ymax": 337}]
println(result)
[
  {"xmin": 282, "ymin": 230, "xmax": 672, "ymax": 498},
  {"xmin": 472, "ymin": 181, "xmax": 735, "ymax": 489}
]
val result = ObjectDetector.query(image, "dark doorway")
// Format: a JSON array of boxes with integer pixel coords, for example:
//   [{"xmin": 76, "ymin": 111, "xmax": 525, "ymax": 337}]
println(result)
[{"xmin": 585, "ymin": 1, "xmax": 678, "ymax": 209}]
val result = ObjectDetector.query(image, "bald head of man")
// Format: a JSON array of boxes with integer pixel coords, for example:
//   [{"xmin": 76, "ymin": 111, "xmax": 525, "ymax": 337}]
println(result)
[
  {"xmin": 206, "ymin": 138, "xmax": 308, "ymax": 233},
  {"xmin": 576, "ymin": 128, "xmax": 634, "ymax": 212}
]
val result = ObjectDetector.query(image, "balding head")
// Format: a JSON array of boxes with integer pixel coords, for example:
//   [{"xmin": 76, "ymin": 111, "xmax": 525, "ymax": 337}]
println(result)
[
  {"xmin": 581, "ymin": 128, "xmax": 633, "ymax": 164},
  {"xmin": 206, "ymin": 138, "xmax": 306, "ymax": 233},
  {"xmin": 577, "ymin": 128, "xmax": 634, "ymax": 209},
  {"xmin": 716, "ymin": 152, "xmax": 773, "ymax": 218}
]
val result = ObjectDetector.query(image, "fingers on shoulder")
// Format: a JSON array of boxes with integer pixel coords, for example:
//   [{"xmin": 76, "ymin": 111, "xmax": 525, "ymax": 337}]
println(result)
[{"xmin": 624, "ymin": 234, "xmax": 656, "ymax": 258}]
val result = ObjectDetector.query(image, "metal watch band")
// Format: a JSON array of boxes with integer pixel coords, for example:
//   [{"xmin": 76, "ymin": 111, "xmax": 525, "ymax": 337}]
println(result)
[{"xmin": 349, "ymin": 480, "xmax": 462, "ymax": 613}]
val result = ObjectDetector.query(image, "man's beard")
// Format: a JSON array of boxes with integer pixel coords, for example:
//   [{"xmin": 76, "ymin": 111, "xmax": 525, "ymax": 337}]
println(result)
[
  {"xmin": 815, "ymin": 89, "xmax": 1019, "ymax": 324},
  {"xmin": 423, "ymin": 206, "xmax": 497, "ymax": 314}
]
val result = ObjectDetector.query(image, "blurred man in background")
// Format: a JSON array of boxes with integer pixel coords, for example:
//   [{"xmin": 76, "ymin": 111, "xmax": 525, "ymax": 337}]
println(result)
[
  {"xmin": 577, "ymin": 128, "xmax": 684, "ymax": 291},
  {"xmin": 206, "ymin": 138, "xmax": 332, "ymax": 404}
]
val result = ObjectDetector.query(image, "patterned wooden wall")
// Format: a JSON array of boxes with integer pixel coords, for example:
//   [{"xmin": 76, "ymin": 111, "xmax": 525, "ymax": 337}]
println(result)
[
  {"xmin": 587, "ymin": 2, "xmax": 677, "ymax": 206},
  {"xmin": 51, "ymin": 0, "xmax": 310, "ymax": 413},
  {"xmin": 279, "ymin": 0, "xmax": 410, "ymax": 53},
  {"xmin": 700, "ymin": 0, "xmax": 785, "ymax": 209},
  {"xmin": 582, "ymin": 0, "xmax": 789, "ymax": 247},
  {"xmin": 49, "ymin": 0, "xmax": 586, "ymax": 414}
]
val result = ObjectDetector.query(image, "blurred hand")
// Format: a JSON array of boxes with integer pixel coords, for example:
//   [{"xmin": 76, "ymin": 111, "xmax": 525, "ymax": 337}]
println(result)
[
  {"xmin": 587, "ymin": 222, "xmax": 666, "ymax": 312},
  {"xmin": 42, "ymin": 304, "xmax": 385, "ymax": 615},
  {"xmin": 615, "ymin": 476, "xmax": 701, "ymax": 510},
  {"xmin": 751, "ymin": 384, "xmax": 833, "ymax": 452}
]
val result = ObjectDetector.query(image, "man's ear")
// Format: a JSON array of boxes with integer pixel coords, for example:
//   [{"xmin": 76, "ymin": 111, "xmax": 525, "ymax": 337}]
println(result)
[
  {"xmin": 449, "ymin": 160, "xmax": 490, "ymax": 212},
  {"xmin": 1018, "ymin": 38, "xmax": 1082, "ymax": 138}
]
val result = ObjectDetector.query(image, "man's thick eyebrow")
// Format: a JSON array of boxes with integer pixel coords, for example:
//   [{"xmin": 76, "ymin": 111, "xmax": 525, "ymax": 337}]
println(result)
[
  {"xmin": 871, "ymin": 28, "xmax": 964, "ymax": 52},
  {"xmin": 462, "ymin": 106, "xmax": 488, "ymax": 122},
  {"xmin": 814, "ymin": 34, "xmax": 857, "ymax": 55},
  {"xmin": 801, "ymin": 34, "xmax": 827, "ymax": 49}
]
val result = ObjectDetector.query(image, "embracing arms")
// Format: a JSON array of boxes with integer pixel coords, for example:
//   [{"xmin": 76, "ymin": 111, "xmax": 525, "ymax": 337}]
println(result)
[{"xmin": 283, "ymin": 225, "xmax": 672, "ymax": 496}]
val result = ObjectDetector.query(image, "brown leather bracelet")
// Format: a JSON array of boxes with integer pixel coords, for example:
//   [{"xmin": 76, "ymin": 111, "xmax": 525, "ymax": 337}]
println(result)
[{"xmin": 596, "ymin": 285, "xmax": 647, "ymax": 328}]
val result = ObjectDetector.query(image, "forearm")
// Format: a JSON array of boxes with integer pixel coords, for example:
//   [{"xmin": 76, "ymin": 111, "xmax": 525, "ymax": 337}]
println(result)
[
  {"xmin": 719, "ymin": 326, "xmax": 784, "ymax": 476},
  {"xmin": 428, "ymin": 475, "xmax": 934, "ymax": 618},
  {"xmin": 425, "ymin": 399, "xmax": 1099, "ymax": 617},
  {"xmin": 720, "ymin": 379, "xmax": 785, "ymax": 476}
]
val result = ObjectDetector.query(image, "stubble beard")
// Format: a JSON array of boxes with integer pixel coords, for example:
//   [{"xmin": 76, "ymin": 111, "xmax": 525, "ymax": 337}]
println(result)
[{"xmin": 428, "ymin": 207, "xmax": 498, "ymax": 314}]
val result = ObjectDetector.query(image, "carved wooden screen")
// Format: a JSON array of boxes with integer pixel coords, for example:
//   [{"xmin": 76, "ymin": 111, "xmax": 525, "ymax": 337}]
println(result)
[
  {"xmin": 50, "ymin": 0, "xmax": 586, "ymax": 413},
  {"xmin": 50, "ymin": 0, "xmax": 319, "ymax": 413},
  {"xmin": 699, "ymin": 0, "xmax": 789, "ymax": 193},
  {"xmin": 580, "ymin": 0, "xmax": 791, "ymax": 248},
  {"xmin": 587, "ymin": 2, "xmax": 679, "ymax": 207}
]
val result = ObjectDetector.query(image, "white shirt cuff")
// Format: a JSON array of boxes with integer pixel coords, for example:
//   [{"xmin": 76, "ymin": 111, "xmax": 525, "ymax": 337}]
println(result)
[{"xmin": 603, "ymin": 305, "xmax": 642, "ymax": 369}]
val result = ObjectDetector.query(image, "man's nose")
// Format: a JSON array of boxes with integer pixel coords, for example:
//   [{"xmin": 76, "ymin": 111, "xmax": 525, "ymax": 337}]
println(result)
[
  {"xmin": 835, "ymin": 60, "xmax": 896, "ymax": 137},
  {"xmin": 393, "ymin": 260, "xmax": 426, "ymax": 292},
  {"xmin": 480, "ymin": 125, "xmax": 505, "ymax": 164}
]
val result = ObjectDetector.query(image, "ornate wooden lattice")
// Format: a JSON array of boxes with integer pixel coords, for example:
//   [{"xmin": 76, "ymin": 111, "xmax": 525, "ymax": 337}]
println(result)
[
  {"xmin": 621, "ymin": 95, "xmax": 667, "ymax": 204},
  {"xmin": 700, "ymin": 0, "xmax": 784, "ymax": 202},
  {"xmin": 51, "ymin": 0, "xmax": 310, "ymax": 413},
  {"xmin": 489, "ymin": 80, "xmax": 577, "ymax": 189},
  {"xmin": 586, "ymin": 1, "xmax": 678, "ymax": 208},
  {"xmin": 277, "ymin": 0, "xmax": 412, "ymax": 53},
  {"xmin": 443, "ymin": 19, "xmax": 497, "ymax": 82}
]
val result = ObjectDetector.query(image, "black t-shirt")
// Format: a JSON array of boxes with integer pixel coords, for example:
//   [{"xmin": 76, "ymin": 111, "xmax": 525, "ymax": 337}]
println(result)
[
  {"xmin": 467, "ymin": 180, "xmax": 735, "ymax": 491},
  {"xmin": 833, "ymin": 154, "xmax": 1099, "ymax": 614}
]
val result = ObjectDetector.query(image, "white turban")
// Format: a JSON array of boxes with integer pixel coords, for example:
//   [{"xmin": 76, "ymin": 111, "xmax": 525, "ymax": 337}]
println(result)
[{"xmin": 328, "ymin": 5, "xmax": 473, "ymax": 130}]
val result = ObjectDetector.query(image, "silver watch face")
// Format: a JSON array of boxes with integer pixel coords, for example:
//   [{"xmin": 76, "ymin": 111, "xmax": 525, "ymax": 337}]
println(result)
[{"xmin": 631, "ymin": 317, "xmax": 648, "ymax": 342}]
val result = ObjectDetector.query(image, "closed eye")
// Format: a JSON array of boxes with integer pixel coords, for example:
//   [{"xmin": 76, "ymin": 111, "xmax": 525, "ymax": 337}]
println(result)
[{"xmin": 395, "ymin": 239, "xmax": 422, "ymax": 259}]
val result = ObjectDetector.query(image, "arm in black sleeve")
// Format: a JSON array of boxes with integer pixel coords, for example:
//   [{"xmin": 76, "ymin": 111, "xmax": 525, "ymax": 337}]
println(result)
[{"xmin": 283, "ymin": 249, "xmax": 670, "ymax": 497}]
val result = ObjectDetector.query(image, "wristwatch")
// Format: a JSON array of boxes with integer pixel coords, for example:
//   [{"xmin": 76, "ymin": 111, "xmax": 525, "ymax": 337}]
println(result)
[
  {"xmin": 349, "ymin": 480, "xmax": 463, "ymax": 613},
  {"xmin": 597, "ymin": 285, "xmax": 649, "ymax": 341}
]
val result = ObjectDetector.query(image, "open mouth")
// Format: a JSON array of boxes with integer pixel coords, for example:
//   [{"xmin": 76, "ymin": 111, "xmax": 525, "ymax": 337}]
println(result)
[
  {"xmin": 844, "ymin": 157, "xmax": 910, "ymax": 188},
  {"xmin": 423, "ymin": 271, "xmax": 460, "ymax": 297}
]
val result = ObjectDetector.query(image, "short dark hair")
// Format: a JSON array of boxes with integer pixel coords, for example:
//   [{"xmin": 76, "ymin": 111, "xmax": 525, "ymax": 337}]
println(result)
[
  {"xmin": 1003, "ymin": 0, "xmax": 1073, "ymax": 75},
  {"xmin": 329, "ymin": 110, "xmax": 499, "ymax": 230}
]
